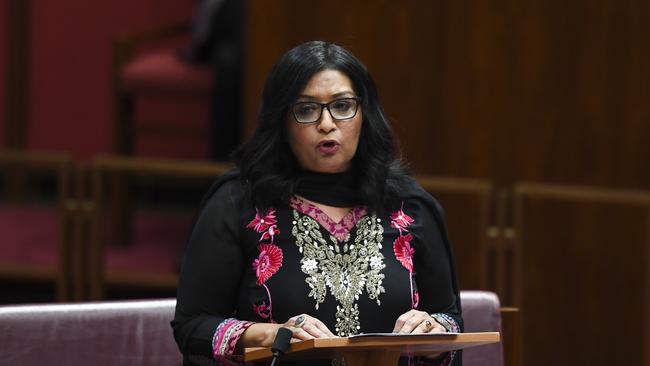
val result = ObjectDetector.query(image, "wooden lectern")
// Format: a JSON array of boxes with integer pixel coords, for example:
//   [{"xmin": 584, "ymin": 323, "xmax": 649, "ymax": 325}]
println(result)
[{"xmin": 245, "ymin": 332, "xmax": 500, "ymax": 366}]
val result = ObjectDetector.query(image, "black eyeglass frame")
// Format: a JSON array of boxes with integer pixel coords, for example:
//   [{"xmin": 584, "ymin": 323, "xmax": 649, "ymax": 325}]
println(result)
[{"xmin": 291, "ymin": 97, "xmax": 362, "ymax": 124}]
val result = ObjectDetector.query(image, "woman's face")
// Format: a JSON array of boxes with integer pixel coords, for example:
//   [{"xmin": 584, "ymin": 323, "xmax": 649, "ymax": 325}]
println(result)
[{"xmin": 287, "ymin": 69, "xmax": 363, "ymax": 173}]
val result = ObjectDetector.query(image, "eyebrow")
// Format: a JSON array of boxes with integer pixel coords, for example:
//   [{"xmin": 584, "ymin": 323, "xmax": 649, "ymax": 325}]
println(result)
[{"xmin": 297, "ymin": 91, "xmax": 355, "ymax": 101}]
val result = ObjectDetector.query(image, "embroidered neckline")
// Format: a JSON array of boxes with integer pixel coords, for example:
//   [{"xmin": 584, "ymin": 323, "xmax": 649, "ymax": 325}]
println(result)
[
  {"xmin": 291, "ymin": 210, "xmax": 386, "ymax": 336},
  {"xmin": 289, "ymin": 196, "xmax": 368, "ymax": 242}
]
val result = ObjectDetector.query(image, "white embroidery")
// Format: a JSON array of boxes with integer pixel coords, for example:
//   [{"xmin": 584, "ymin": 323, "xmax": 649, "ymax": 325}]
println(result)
[{"xmin": 291, "ymin": 210, "xmax": 385, "ymax": 336}]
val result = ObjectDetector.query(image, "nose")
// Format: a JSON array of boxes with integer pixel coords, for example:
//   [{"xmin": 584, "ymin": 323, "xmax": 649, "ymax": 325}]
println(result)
[{"xmin": 316, "ymin": 107, "xmax": 337, "ymax": 133}]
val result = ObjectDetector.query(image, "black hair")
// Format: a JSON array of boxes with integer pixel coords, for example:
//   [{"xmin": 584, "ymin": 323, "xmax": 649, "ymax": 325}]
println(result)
[{"xmin": 234, "ymin": 41, "xmax": 410, "ymax": 211}]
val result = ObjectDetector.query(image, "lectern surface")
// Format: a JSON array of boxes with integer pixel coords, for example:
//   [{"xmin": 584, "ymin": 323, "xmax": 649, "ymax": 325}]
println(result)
[{"xmin": 245, "ymin": 331, "xmax": 499, "ymax": 363}]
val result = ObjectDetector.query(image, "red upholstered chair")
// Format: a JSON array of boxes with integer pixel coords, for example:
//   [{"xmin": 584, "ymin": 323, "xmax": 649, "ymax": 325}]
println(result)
[
  {"xmin": 0, "ymin": 150, "xmax": 76, "ymax": 302},
  {"xmin": 113, "ymin": 0, "xmax": 245, "ymax": 159},
  {"xmin": 110, "ymin": 24, "xmax": 216, "ymax": 248},
  {"xmin": 112, "ymin": 23, "xmax": 213, "ymax": 158},
  {"xmin": 120, "ymin": 46, "xmax": 212, "ymax": 96},
  {"xmin": 461, "ymin": 291, "xmax": 506, "ymax": 366}
]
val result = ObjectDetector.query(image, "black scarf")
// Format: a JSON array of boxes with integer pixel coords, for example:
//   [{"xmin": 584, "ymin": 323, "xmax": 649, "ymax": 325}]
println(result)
[{"xmin": 294, "ymin": 170, "xmax": 363, "ymax": 208}]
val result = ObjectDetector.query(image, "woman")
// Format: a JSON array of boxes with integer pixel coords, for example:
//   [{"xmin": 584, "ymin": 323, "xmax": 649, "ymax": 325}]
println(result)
[{"xmin": 172, "ymin": 41, "xmax": 462, "ymax": 366}]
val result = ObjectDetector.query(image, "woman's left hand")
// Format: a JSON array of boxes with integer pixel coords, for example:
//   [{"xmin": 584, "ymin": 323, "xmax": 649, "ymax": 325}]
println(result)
[
  {"xmin": 393, "ymin": 309, "xmax": 446, "ymax": 334},
  {"xmin": 393, "ymin": 310, "xmax": 447, "ymax": 360}
]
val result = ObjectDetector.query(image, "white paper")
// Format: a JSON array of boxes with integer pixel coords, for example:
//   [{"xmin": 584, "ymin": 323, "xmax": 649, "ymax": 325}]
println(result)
[{"xmin": 348, "ymin": 332, "xmax": 460, "ymax": 338}]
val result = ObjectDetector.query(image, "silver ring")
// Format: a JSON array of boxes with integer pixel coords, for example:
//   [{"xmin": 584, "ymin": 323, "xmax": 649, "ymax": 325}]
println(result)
[
  {"xmin": 424, "ymin": 320, "xmax": 433, "ymax": 329},
  {"xmin": 294, "ymin": 315, "xmax": 306, "ymax": 328}
]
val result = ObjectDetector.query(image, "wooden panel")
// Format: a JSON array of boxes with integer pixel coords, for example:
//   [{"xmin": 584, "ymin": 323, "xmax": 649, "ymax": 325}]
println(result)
[
  {"xmin": 513, "ymin": 183, "xmax": 650, "ymax": 366},
  {"xmin": 244, "ymin": 0, "xmax": 439, "ymax": 155},
  {"xmin": 416, "ymin": 176, "xmax": 494, "ymax": 292},
  {"xmin": 245, "ymin": 0, "xmax": 650, "ymax": 190},
  {"xmin": 502, "ymin": 0, "xmax": 650, "ymax": 189}
]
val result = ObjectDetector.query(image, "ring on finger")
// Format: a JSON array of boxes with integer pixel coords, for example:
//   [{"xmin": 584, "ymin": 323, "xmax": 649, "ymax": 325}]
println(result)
[
  {"xmin": 294, "ymin": 315, "xmax": 306, "ymax": 328},
  {"xmin": 424, "ymin": 320, "xmax": 433, "ymax": 329}
]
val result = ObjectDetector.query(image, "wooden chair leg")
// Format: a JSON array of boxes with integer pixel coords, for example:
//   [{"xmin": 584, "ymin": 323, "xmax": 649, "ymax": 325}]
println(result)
[
  {"xmin": 3, "ymin": 168, "xmax": 27, "ymax": 200},
  {"xmin": 89, "ymin": 167, "xmax": 105, "ymax": 300},
  {"xmin": 110, "ymin": 172, "xmax": 133, "ymax": 247},
  {"xmin": 114, "ymin": 94, "xmax": 134, "ymax": 155},
  {"xmin": 112, "ymin": 87, "xmax": 135, "ymax": 248},
  {"xmin": 57, "ymin": 164, "xmax": 73, "ymax": 302},
  {"xmin": 71, "ymin": 164, "xmax": 91, "ymax": 301}
]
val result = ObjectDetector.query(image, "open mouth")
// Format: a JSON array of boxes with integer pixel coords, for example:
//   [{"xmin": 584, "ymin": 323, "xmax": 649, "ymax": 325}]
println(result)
[
  {"xmin": 318, "ymin": 140, "xmax": 337, "ymax": 148},
  {"xmin": 317, "ymin": 140, "xmax": 340, "ymax": 154}
]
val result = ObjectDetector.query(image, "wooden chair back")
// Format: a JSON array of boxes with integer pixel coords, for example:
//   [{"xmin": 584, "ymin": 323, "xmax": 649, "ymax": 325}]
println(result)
[
  {"xmin": 0, "ymin": 150, "xmax": 75, "ymax": 301},
  {"xmin": 88, "ymin": 156, "xmax": 232, "ymax": 299}
]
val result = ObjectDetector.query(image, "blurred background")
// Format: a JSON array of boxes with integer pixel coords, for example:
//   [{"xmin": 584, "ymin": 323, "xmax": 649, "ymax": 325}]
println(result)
[{"xmin": 1, "ymin": 0, "xmax": 649, "ymax": 365}]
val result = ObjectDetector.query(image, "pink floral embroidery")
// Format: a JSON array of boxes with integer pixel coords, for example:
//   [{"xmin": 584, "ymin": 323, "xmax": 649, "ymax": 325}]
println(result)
[
  {"xmin": 253, "ymin": 243, "xmax": 283, "ymax": 285},
  {"xmin": 391, "ymin": 202, "xmax": 418, "ymax": 309},
  {"xmin": 212, "ymin": 318, "xmax": 254, "ymax": 360},
  {"xmin": 247, "ymin": 207, "xmax": 283, "ymax": 323},
  {"xmin": 393, "ymin": 233, "xmax": 415, "ymax": 273},
  {"xmin": 260, "ymin": 224, "xmax": 280, "ymax": 242},
  {"xmin": 390, "ymin": 205, "xmax": 413, "ymax": 232},
  {"xmin": 247, "ymin": 208, "xmax": 277, "ymax": 235},
  {"xmin": 252, "ymin": 301, "xmax": 271, "ymax": 319}
]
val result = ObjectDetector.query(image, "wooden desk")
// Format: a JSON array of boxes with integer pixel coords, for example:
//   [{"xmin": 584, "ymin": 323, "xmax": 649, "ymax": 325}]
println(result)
[{"xmin": 245, "ymin": 332, "xmax": 500, "ymax": 366}]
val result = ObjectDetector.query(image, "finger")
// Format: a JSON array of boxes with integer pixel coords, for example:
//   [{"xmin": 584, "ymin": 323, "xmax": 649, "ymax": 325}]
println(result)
[
  {"xmin": 285, "ymin": 316, "xmax": 299, "ymax": 328},
  {"xmin": 393, "ymin": 311, "xmax": 419, "ymax": 333},
  {"xmin": 301, "ymin": 321, "xmax": 329, "ymax": 338},
  {"xmin": 410, "ymin": 320, "xmax": 430, "ymax": 334},
  {"xmin": 426, "ymin": 321, "xmax": 447, "ymax": 334},
  {"xmin": 290, "ymin": 327, "xmax": 316, "ymax": 341},
  {"xmin": 286, "ymin": 314, "xmax": 326, "ymax": 338},
  {"xmin": 413, "ymin": 317, "xmax": 446, "ymax": 334},
  {"xmin": 285, "ymin": 314, "xmax": 307, "ymax": 329},
  {"xmin": 291, "ymin": 315, "xmax": 336, "ymax": 338},
  {"xmin": 312, "ymin": 318, "xmax": 336, "ymax": 337},
  {"xmin": 392, "ymin": 310, "xmax": 412, "ymax": 332},
  {"xmin": 401, "ymin": 316, "xmax": 429, "ymax": 334}
]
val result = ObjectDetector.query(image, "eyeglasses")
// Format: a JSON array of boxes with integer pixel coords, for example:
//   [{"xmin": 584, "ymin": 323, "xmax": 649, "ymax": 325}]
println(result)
[{"xmin": 291, "ymin": 97, "xmax": 361, "ymax": 124}]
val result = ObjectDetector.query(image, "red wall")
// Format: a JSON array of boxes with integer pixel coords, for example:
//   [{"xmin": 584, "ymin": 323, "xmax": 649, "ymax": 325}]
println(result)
[{"xmin": 24, "ymin": 0, "xmax": 192, "ymax": 159}]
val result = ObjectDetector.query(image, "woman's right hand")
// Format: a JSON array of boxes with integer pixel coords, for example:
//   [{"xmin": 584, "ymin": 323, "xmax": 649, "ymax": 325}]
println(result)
[
  {"xmin": 239, "ymin": 314, "xmax": 336, "ymax": 350},
  {"xmin": 282, "ymin": 313, "xmax": 336, "ymax": 341}
]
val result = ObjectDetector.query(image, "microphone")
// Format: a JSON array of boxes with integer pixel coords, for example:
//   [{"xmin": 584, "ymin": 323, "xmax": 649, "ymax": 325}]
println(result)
[{"xmin": 269, "ymin": 327, "xmax": 293, "ymax": 366}]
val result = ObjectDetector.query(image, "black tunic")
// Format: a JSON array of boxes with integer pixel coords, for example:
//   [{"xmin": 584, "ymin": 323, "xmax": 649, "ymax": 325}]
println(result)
[{"xmin": 172, "ymin": 173, "xmax": 463, "ymax": 365}]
